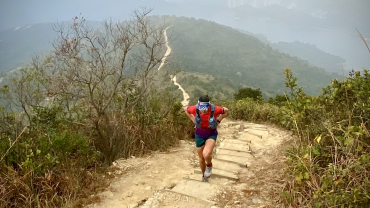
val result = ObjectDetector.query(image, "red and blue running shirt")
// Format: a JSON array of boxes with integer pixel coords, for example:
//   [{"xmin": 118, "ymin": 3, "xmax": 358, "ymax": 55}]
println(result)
[{"xmin": 187, "ymin": 105, "xmax": 225, "ymax": 138}]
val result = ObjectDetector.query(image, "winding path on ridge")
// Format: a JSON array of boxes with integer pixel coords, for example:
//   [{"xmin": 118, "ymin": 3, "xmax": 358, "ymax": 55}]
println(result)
[
  {"xmin": 88, "ymin": 27, "xmax": 292, "ymax": 208},
  {"xmin": 158, "ymin": 26, "xmax": 190, "ymax": 107}
]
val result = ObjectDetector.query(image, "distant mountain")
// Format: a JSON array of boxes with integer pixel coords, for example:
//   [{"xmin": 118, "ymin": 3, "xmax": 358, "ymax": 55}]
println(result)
[
  {"xmin": 0, "ymin": 21, "xmax": 102, "ymax": 73},
  {"xmin": 1, "ymin": 0, "xmax": 368, "ymax": 71},
  {"xmin": 156, "ymin": 16, "xmax": 340, "ymax": 97},
  {"xmin": 271, "ymin": 41, "xmax": 347, "ymax": 74},
  {"xmin": 236, "ymin": 31, "xmax": 347, "ymax": 74},
  {"xmin": 0, "ymin": 16, "xmax": 341, "ymax": 100},
  {"xmin": 222, "ymin": 2, "xmax": 370, "ymax": 71},
  {"xmin": 0, "ymin": 23, "xmax": 56, "ymax": 72}
]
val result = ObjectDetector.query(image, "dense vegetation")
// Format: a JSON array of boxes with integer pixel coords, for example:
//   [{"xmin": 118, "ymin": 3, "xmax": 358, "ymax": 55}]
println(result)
[
  {"xmin": 1, "ymin": 11, "xmax": 368, "ymax": 208},
  {"xmin": 225, "ymin": 68, "xmax": 370, "ymax": 207},
  {"xmin": 174, "ymin": 71, "xmax": 237, "ymax": 105},
  {"xmin": 1, "ymin": 16, "xmax": 342, "ymax": 99},
  {"xmin": 233, "ymin": 87, "xmax": 262, "ymax": 101},
  {"xmin": 156, "ymin": 16, "xmax": 340, "ymax": 97},
  {"xmin": 0, "ymin": 11, "xmax": 194, "ymax": 207}
]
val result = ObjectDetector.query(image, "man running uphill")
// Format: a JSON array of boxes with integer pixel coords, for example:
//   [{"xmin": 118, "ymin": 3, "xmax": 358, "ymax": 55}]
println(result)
[{"xmin": 183, "ymin": 95, "xmax": 229, "ymax": 182}]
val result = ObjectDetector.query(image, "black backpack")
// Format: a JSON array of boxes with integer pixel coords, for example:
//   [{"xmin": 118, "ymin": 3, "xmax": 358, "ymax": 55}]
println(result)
[{"xmin": 195, "ymin": 104, "xmax": 217, "ymax": 129}]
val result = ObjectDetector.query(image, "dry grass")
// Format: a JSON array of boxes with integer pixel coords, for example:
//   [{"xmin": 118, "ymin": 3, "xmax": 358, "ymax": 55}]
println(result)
[
  {"xmin": 0, "ymin": 163, "xmax": 114, "ymax": 208},
  {"xmin": 213, "ymin": 134, "xmax": 293, "ymax": 208}
]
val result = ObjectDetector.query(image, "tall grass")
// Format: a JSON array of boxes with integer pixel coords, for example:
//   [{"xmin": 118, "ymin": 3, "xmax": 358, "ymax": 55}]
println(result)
[
  {"xmin": 0, "ymin": 101, "xmax": 193, "ymax": 207},
  {"xmin": 218, "ymin": 98, "xmax": 283, "ymax": 124},
  {"xmin": 226, "ymin": 69, "xmax": 370, "ymax": 207}
]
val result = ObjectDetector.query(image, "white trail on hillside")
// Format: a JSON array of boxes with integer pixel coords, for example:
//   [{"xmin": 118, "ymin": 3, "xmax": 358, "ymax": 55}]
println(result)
[
  {"xmin": 159, "ymin": 26, "xmax": 190, "ymax": 106},
  {"xmin": 157, "ymin": 26, "xmax": 172, "ymax": 71},
  {"xmin": 171, "ymin": 75, "xmax": 190, "ymax": 107}
]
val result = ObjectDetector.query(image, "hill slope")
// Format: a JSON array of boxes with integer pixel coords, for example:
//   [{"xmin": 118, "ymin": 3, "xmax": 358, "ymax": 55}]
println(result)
[
  {"xmin": 271, "ymin": 41, "xmax": 347, "ymax": 74},
  {"xmin": 0, "ymin": 16, "xmax": 341, "ymax": 99},
  {"xmin": 159, "ymin": 16, "xmax": 339, "ymax": 97}
]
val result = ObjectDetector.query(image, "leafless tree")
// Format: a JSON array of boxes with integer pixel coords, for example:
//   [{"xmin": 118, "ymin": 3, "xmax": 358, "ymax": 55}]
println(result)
[{"xmin": 32, "ymin": 8, "xmax": 169, "ymax": 163}]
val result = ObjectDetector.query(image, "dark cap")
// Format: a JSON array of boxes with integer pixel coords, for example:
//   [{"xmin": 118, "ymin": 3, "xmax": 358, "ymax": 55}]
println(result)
[{"xmin": 199, "ymin": 95, "xmax": 210, "ymax": 102}]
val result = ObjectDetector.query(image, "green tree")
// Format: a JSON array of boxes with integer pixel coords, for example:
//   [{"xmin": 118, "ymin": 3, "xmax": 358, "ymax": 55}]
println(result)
[
  {"xmin": 268, "ymin": 94, "xmax": 288, "ymax": 107},
  {"xmin": 233, "ymin": 87, "xmax": 262, "ymax": 101}
]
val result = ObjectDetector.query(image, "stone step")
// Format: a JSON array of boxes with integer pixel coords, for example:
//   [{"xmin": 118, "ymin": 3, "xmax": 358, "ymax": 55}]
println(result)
[
  {"xmin": 244, "ymin": 132, "xmax": 263, "ymax": 139},
  {"xmin": 186, "ymin": 173, "xmax": 236, "ymax": 186},
  {"xmin": 236, "ymin": 135, "xmax": 257, "ymax": 142},
  {"xmin": 171, "ymin": 179, "xmax": 220, "ymax": 201},
  {"xmin": 224, "ymin": 138, "xmax": 251, "ymax": 144},
  {"xmin": 239, "ymin": 132, "xmax": 263, "ymax": 140},
  {"xmin": 217, "ymin": 147, "xmax": 252, "ymax": 154},
  {"xmin": 217, "ymin": 148, "xmax": 253, "ymax": 158},
  {"xmin": 219, "ymin": 142, "xmax": 250, "ymax": 151},
  {"xmin": 216, "ymin": 154, "xmax": 249, "ymax": 166},
  {"xmin": 246, "ymin": 129, "xmax": 269, "ymax": 138},
  {"xmin": 194, "ymin": 167, "xmax": 238, "ymax": 181},
  {"xmin": 211, "ymin": 158, "xmax": 246, "ymax": 171},
  {"xmin": 244, "ymin": 124, "xmax": 267, "ymax": 128},
  {"xmin": 140, "ymin": 189, "xmax": 214, "ymax": 208}
]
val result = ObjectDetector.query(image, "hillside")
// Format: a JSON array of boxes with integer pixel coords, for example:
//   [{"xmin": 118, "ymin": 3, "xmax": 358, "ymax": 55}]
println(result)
[
  {"xmin": 237, "ymin": 30, "xmax": 348, "ymax": 75},
  {"xmin": 158, "ymin": 16, "xmax": 340, "ymax": 97},
  {"xmin": 0, "ymin": 23, "xmax": 56, "ymax": 72},
  {"xmin": 271, "ymin": 41, "xmax": 347, "ymax": 74},
  {"xmin": 0, "ymin": 16, "xmax": 341, "ymax": 99},
  {"xmin": 0, "ymin": 21, "xmax": 102, "ymax": 73}
]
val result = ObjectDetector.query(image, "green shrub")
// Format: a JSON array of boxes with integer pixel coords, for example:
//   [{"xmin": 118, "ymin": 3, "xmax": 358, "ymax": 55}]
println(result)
[
  {"xmin": 280, "ymin": 68, "xmax": 370, "ymax": 207},
  {"xmin": 224, "ymin": 68, "xmax": 370, "ymax": 207},
  {"xmin": 221, "ymin": 98, "xmax": 282, "ymax": 124},
  {"xmin": 234, "ymin": 87, "xmax": 262, "ymax": 101}
]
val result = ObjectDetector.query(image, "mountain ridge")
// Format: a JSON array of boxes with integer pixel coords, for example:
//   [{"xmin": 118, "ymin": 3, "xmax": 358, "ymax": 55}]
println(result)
[
  {"xmin": 157, "ymin": 16, "xmax": 340, "ymax": 97},
  {"xmin": 0, "ymin": 16, "xmax": 341, "ymax": 99}
]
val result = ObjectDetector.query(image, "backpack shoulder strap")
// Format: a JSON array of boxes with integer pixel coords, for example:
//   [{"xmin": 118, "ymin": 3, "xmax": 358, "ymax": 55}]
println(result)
[
  {"xmin": 209, "ymin": 104, "xmax": 215, "ymax": 118},
  {"xmin": 195, "ymin": 104, "xmax": 200, "ymax": 117}
]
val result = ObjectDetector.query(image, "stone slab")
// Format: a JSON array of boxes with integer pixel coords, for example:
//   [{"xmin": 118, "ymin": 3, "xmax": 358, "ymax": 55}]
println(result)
[
  {"xmin": 216, "ymin": 154, "xmax": 249, "ymax": 166},
  {"xmin": 187, "ymin": 173, "xmax": 237, "ymax": 187},
  {"xmin": 211, "ymin": 158, "xmax": 244, "ymax": 172},
  {"xmin": 171, "ymin": 179, "xmax": 219, "ymax": 201},
  {"xmin": 247, "ymin": 129, "xmax": 269, "ymax": 138},
  {"xmin": 194, "ymin": 168, "xmax": 238, "ymax": 181},
  {"xmin": 217, "ymin": 148, "xmax": 252, "ymax": 157},
  {"xmin": 224, "ymin": 138, "xmax": 251, "ymax": 144},
  {"xmin": 219, "ymin": 142, "xmax": 250, "ymax": 151},
  {"xmin": 141, "ymin": 189, "xmax": 214, "ymax": 208}
]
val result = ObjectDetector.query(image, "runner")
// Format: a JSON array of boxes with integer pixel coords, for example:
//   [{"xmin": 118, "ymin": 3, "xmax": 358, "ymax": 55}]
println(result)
[{"xmin": 183, "ymin": 95, "xmax": 229, "ymax": 182}]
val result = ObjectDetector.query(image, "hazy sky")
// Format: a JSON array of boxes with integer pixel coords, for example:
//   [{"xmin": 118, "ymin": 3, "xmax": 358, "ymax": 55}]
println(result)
[
  {"xmin": 1, "ymin": 0, "xmax": 368, "ymax": 32},
  {"xmin": 0, "ymin": 0, "xmax": 152, "ymax": 30},
  {"xmin": 1, "ymin": 0, "xmax": 369, "ymax": 69},
  {"xmin": 2, "ymin": 0, "xmax": 367, "ymax": 30}
]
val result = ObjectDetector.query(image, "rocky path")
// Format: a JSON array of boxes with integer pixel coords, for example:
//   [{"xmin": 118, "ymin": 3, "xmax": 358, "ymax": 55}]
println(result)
[
  {"xmin": 88, "ymin": 119, "xmax": 291, "ymax": 208},
  {"xmin": 87, "ymin": 25, "xmax": 291, "ymax": 208}
]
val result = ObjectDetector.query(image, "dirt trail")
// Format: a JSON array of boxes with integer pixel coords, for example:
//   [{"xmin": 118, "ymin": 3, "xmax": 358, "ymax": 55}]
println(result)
[
  {"xmin": 87, "ymin": 25, "xmax": 292, "ymax": 208},
  {"xmin": 158, "ymin": 26, "xmax": 190, "ymax": 107},
  {"xmin": 87, "ymin": 119, "xmax": 292, "ymax": 208}
]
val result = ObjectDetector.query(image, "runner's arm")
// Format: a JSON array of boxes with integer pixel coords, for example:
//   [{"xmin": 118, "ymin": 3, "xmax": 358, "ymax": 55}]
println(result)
[
  {"xmin": 217, "ymin": 107, "xmax": 229, "ymax": 122},
  {"xmin": 183, "ymin": 106, "xmax": 195, "ymax": 123}
]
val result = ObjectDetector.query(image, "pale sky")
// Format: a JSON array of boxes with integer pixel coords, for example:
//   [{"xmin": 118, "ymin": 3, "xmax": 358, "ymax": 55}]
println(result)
[
  {"xmin": 0, "ymin": 0, "xmax": 369, "ymax": 69},
  {"xmin": 0, "ymin": 0, "xmax": 154, "ymax": 30},
  {"xmin": 1, "ymin": 0, "xmax": 368, "ymax": 32}
]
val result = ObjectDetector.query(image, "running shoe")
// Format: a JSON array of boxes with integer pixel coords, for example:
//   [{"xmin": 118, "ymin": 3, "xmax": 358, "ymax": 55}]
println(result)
[
  {"xmin": 204, "ymin": 165, "xmax": 212, "ymax": 178},
  {"xmin": 202, "ymin": 176, "xmax": 208, "ymax": 182}
]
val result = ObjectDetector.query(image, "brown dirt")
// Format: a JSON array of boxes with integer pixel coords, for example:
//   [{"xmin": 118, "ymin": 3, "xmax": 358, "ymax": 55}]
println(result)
[{"xmin": 85, "ymin": 119, "xmax": 293, "ymax": 208}]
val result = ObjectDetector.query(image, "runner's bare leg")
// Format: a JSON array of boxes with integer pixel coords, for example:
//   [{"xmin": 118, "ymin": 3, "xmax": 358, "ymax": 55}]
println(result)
[
  {"xmin": 203, "ymin": 139, "xmax": 216, "ymax": 164},
  {"xmin": 197, "ymin": 146, "xmax": 206, "ymax": 174}
]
